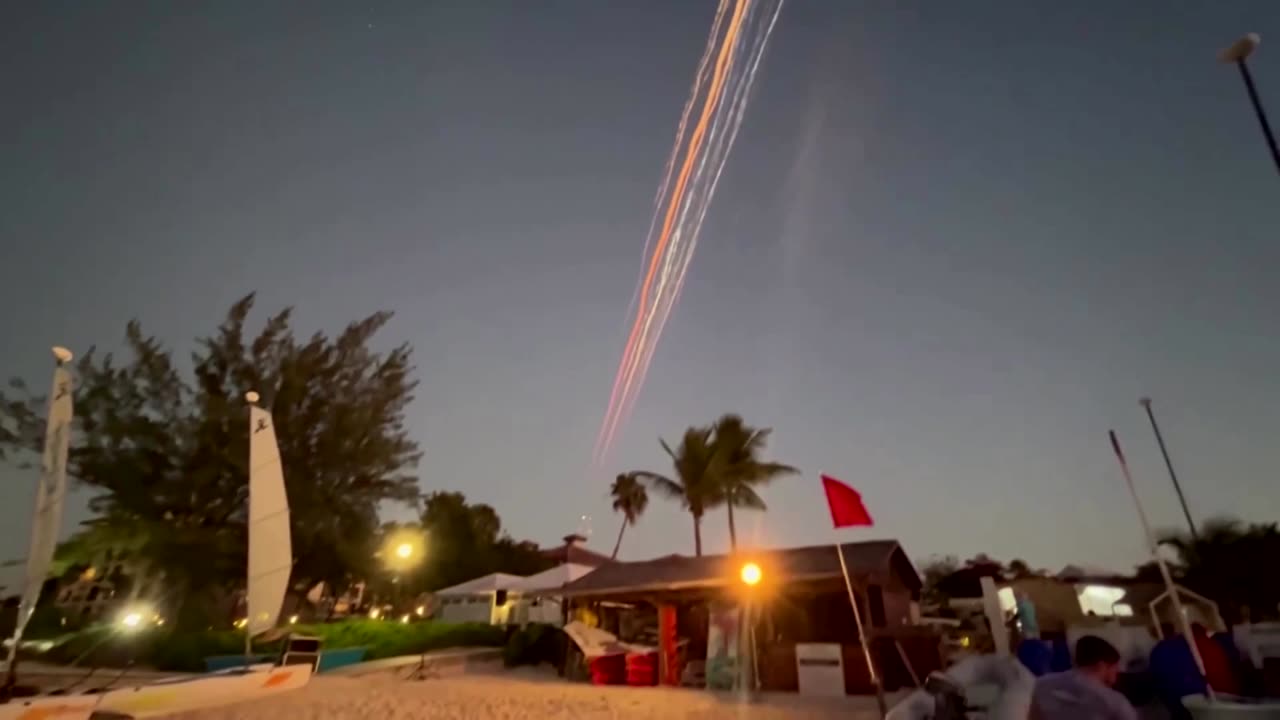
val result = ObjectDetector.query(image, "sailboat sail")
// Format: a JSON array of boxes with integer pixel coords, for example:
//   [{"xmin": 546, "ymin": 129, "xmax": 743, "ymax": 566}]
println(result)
[
  {"xmin": 7, "ymin": 356, "xmax": 73, "ymax": 658},
  {"xmin": 246, "ymin": 403, "xmax": 291, "ymax": 636}
]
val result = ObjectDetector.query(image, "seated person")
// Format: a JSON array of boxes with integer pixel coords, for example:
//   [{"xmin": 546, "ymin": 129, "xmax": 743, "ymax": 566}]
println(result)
[{"xmin": 1031, "ymin": 635, "xmax": 1137, "ymax": 720}]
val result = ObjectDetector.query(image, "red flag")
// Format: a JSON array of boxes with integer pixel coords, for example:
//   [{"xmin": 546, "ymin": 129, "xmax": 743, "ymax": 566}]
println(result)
[{"xmin": 821, "ymin": 474, "xmax": 873, "ymax": 528}]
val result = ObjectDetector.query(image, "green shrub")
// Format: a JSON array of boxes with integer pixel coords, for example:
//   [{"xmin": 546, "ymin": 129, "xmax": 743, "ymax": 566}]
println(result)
[
  {"xmin": 24, "ymin": 604, "xmax": 84, "ymax": 639},
  {"xmin": 38, "ymin": 618, "xmax": 507, "ymax": 671},
  {"xmin": 294, "ymin": 619, "xmax": 506, "ymax": 660},
  {"xmin": 503, "ymin": 623, "xmax": 563, "ymax": 668}
]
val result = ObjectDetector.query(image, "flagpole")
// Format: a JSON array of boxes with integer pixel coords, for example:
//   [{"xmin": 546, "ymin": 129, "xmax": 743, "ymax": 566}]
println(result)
[
  {"xmin": 1108, "ymin": 430, "xmax": 1213, "ymax": 702},
  {"xmin": 835, "ymin": 542, "xmax": 887, "ymax": 718}
]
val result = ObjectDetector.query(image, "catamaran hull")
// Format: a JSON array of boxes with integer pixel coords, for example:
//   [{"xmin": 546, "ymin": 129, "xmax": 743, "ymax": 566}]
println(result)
[
  {"xmin": 0, "ymin": 695, "xmax": 99, "ymax": 720},
  {"xmin": 95, "ymin": 664, "xmax": 311, "ymax": 718}
]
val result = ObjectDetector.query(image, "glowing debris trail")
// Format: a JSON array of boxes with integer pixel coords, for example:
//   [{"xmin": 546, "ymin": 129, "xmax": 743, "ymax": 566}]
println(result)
[
  {"xmin": 593, "ymin": 0, "xmax": 785, "ymax": 464},
  {"xmin": 596, "ymin": 0, "xmax": 749, "ymax": 462},
  {"xmin": 619, "ymin": 0, "xmax": 732, "ymax": 357},
  {"xmin": 598, "ymin": 0, "xmax": 781, "ymax": 462},
  {"xmin": 602, "ymin": 0, "xmax": 783, "ymax": 459},
  {"xmin": 596, "ymin": 0, "xmax": 748, "ymax": 462}
]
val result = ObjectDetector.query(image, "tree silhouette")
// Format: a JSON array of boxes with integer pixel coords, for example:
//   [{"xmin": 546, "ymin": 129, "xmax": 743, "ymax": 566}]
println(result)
[
  {"xmin": 0, "ymin": 294, "xmax": 422, "ymax": 628},
  {"xmin": 609, "ymin": 473, "xmax": 649, "ymax": 560},
  {"xmin": 709, "ymin": 414, "xmax": 797, "ymax": 550}
]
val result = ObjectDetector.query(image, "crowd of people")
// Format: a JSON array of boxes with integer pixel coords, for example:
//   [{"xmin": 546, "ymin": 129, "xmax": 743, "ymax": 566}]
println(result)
[{"xmin": 1020, "ymin": 622, "xmax": 1264, "ymax": 719}]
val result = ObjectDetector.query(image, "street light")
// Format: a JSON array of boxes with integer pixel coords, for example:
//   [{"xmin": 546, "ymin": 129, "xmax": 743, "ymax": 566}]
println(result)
[
  {"xmin": 736, "ymin": 561, "xmax": 765, "ymax": 699},
  {"xmin": 395, "ymin": 543, "xmax": 414, "ymax": 560},
  {"xmin": 1219, "ymin": 33, "xmax": 1280, "ymax": 174}
]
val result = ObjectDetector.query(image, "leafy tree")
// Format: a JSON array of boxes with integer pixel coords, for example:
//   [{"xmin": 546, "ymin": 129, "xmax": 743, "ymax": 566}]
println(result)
[
  {"xmin": 609, "ymin": 473, "xmax": 649, "ymax": 560},
  {"xmin": 410, "ymin": 492, "xmax": 553, "ymax": 593},
  {"xmin": 629, "ymin": 426, "xmax": 722, "ymax": 557},
  {"xmin": 710, "ymin": 414, "xmax": 797, "ymax": 550},
  {"xmin": 627, "ymin": 415, "xmax": 796, "ymax": 556},
  {"xmin": 0, "ymin": 294, "xmax": 422, "ymax": 628},
  {"xmin": 1158, "ymin": 516, "xmax": 1280, "ymax": 622},
  {"xmin": 919, "ymin": 555, "xmax": 961, "ymax": 608},
  {"xmin": 1007, "ymin": 558, "xmax": 1036, "ymax": 579}
]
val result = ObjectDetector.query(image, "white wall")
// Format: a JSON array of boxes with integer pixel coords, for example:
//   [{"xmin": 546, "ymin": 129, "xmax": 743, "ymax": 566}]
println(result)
[{"xmin": 439, "ymin": 596, "xmax": 493, "ymax": 624}]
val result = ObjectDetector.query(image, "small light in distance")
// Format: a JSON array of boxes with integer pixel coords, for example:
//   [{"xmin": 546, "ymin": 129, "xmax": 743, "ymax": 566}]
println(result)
[
  {"xmin": 289, "ymin": 615, "xmax": 299, "ymax": 624},
  {"xmin": 400, "ymin": 614, "xmax": 411, "ymax": 624},
  {"xmin": 740, "ymin": 562, "xmax": 762, "ymax": 587},
  {"xmin": 368, "ymin": 608, "xmax": 381, "ymax": 620},
  {"xmin": 121, "ymin": 612, "xmax": 143, "ymax": 629},
  {"xmin": 415, "ymin": 605, "xmax": 426, "ymax": 617}
]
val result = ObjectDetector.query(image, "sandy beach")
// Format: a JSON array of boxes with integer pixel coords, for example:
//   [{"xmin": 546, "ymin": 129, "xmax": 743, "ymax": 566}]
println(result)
[{"xmin": 169, "ymin": 669, "xmax": 889, "ymax": 720}]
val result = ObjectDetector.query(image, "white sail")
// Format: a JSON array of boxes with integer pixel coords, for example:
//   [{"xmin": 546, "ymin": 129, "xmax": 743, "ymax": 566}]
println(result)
[
  {"xmin": 246, "ymin": 403, "xmax": 291, "ymax": 637},
  {"xmin": 6, "ymin": 356, "xmax": 73, "ymax": 659}
]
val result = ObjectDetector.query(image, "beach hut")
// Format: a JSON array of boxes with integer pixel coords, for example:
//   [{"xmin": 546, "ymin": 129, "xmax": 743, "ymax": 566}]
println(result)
[
  {"xmin": 435, "ymin": 572, "xmax": 526, "ymax": 625},
  {"xmin": 555, "ymin": 540, "xmax": 939, "ymax": 694}
]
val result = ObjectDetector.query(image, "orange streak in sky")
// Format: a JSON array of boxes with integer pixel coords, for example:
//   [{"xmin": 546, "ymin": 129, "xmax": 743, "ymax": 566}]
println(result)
[{"xmin": 596, "ymin": 0, "xmax": 751, "ymax": 460}]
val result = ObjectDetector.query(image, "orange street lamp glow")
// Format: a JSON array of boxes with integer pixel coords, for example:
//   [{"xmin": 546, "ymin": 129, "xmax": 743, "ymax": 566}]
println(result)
[
  {"xmin": 395, "ymin": 543, "xmax": 414, "ymax": 559},
  {"xmin": 740, "ymin": 562, "xmax": 762, "ymax": 587}
]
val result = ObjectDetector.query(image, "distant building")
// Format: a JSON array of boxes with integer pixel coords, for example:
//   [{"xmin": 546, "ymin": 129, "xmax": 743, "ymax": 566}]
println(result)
[{"xmin": 540, "ymin": 534, "xmax": 610, "ymax": 568}]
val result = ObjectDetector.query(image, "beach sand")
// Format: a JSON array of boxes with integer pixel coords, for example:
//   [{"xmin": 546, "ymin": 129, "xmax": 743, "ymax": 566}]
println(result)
[{"xmin": 169, "ymin": 669, "xmax": 889, "ymax": 719}]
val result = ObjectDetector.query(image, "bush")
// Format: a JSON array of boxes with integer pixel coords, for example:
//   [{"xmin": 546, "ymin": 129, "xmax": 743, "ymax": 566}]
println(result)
[
  {"xmin": 503, "ymin": 623, "xmax": 564, "ymax": 668},
  {"xmin": 39, "ymin": 618, "xmax": 507, "ymax": 671},
  {"xmin": 24, "ymin": 604, "xmax": 84, "ymax": 639},
  {"xmin": 293, "ymin": 619, "xmax": 506, "ymax": 661}
]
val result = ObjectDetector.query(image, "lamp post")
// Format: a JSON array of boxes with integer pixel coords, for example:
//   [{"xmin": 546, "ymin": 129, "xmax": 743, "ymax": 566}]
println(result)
[
  {"xmin": 738, "ymin": 562, "xmax": 764, "ymax": 699},
  {"xmin": 379, "ymin": 531, "xmax": 425, "ymax": 613},
  {"xmin": 1139, "ymin": 397, "xmax": 1199, "ymax": 542},
  {"xmin": 1220, "ymin": 34, "xmax": 1280, "ymax": 174}
]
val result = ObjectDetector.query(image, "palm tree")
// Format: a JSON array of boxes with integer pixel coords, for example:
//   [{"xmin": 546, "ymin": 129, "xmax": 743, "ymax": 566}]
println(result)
[
  {"xmin": 1157, "ymin": 517, "xmax": 1280, "ymax": 621},
  {"xmin": 609, "ymin": 473, "xmax": 649, "ymax": 560},
  {"xmin": 711, "ymin": 414, "xmax": 798, "ymax": 550},
  {"xmin": 628, "ymin": 425, "xmax": 722, "ymax": 556}
]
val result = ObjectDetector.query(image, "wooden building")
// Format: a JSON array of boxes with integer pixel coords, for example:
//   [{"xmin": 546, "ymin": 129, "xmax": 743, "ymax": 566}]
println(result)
[{"xmin": 555, "ymin": 539, "xmax": 942, "ymax": 695}]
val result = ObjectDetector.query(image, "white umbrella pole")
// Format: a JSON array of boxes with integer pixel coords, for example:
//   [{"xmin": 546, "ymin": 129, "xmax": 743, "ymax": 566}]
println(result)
[{"xmin": 1109, "ymin": 430, "xmax": 1213, "ymax": 702}]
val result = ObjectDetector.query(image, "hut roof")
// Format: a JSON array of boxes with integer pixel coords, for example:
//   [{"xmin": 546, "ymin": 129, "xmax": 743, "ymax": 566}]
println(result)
[{"xmin": 555, "ymin": 540, "xmax": 918, "ymax": 598}]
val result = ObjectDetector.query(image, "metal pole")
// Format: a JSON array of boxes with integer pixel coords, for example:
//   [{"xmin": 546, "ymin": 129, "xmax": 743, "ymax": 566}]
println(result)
[
  {"xmin": 1236, "ymin": 60, "xmax": 1280, "ymax": 174},
  {"xmin": 1109, "ymin": 431, "xmax": 1213, "ymax": 702},
  {"xmin": 1139, "ymin": 398, "xmax": 1198, "ymax": 542},
  {"xmin": 1219, "ymin": 34, "xmax": 1280, "ymax": 175},
  {"xmin": 835, "ymin": 544, "xmax": 887, "ymax": 718}
]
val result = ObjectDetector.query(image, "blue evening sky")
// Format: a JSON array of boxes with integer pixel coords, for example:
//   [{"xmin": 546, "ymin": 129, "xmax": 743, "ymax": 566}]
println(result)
[{"xmin": 3, "ymin": 2, "xmax": 1279, "ymax": 591}]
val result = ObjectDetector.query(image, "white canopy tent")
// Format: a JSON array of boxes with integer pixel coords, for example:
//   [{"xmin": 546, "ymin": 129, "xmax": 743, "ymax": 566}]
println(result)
[
  {"xmin": 510, "ymin": 563, "xmax": 596, "ymax": 594},
  {"xmin": 436, "ymin": 572, "xmax": 526, "ymax": 597},
  {"xmin": 435, "ymin": 573, "xmax": 527, "ymax": 625},
  {"xmin": 507, "ymin": 563, "xmax": 597, "ymax": 626},
  {"xmin": 433, "ymin": 565, "xmax": 599, "ymax": 626}
]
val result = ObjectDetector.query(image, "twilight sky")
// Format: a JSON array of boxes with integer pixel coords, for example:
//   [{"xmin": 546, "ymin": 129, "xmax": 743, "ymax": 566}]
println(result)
[{"xmin": 3, "ymin": 1, "xmax": 1280, "ymax": 591}]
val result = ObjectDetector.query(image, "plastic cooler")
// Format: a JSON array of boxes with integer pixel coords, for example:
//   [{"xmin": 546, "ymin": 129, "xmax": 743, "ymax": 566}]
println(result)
[
  {"xmin": 590, "ymin": 654, "xmax": 626, "ymax": 685},
  {"xmin": 626, "ymin": 652, "xmax": 658, "ymax": 686}
]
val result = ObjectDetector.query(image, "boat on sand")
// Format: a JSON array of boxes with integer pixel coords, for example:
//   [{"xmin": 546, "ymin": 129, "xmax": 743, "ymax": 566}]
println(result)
[{"xmin": 1, "ymin": 383, "xmax": 313, "ymax": 719}]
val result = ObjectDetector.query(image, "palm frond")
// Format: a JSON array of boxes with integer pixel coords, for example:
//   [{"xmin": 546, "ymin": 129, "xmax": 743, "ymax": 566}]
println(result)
[
  {"xmin": 729, "ymin": 485, "xmax": 767, "ymax": 511},
  {"xmin": 630, "ymin": 471, "xmax": 686, "ymax": 504}
]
